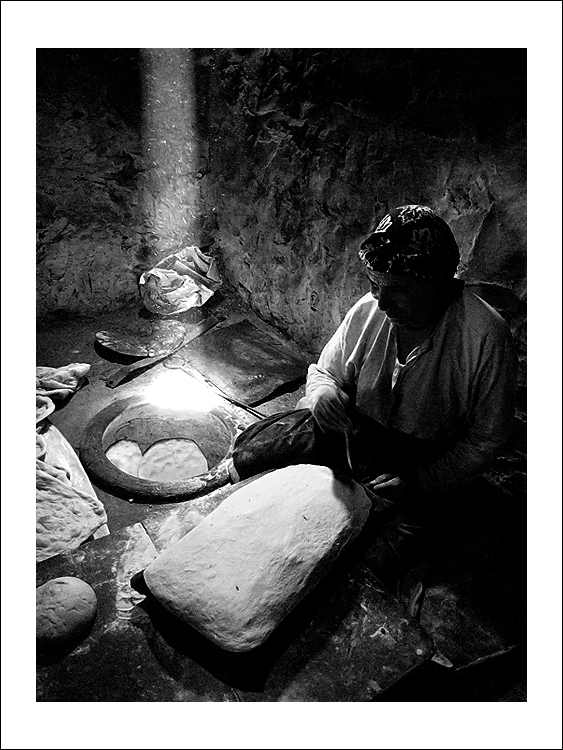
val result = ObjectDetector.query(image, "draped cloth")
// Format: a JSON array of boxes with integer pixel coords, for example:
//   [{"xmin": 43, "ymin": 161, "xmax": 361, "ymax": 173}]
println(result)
[{"xmin": 36, "ymin": 363, "xmax": 108, "ymax": 562}]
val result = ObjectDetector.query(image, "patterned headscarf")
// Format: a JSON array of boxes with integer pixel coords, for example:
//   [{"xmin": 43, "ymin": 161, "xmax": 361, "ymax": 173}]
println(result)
[{"xmin": 359, "ymin": 205, "xmax": 460, "ymax": 279}]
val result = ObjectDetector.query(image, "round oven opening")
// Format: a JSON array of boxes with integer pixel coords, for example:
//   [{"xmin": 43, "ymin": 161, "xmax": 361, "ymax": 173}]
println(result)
[{"xmin": 80, "ymin": 396, "xmax": 238, "ymax": 502}]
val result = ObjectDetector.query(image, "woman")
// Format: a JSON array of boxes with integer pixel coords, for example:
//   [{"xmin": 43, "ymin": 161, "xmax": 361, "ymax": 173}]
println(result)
[{"xmin": 232, "ymin": 205, "xmax": 518, "ymax": 582}]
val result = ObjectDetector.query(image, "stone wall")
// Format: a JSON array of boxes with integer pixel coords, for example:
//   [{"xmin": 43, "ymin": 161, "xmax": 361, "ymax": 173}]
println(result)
[
  {"xmin": 36, "ymin": 50, "xmax": 146, "ymax": 314},
  {"xmin": 36, "ymin": 49, "xmax": 214, "ymax": 316},
  {"xmin": 198, "ymin": 50, "xmax": 526, "ymax": 353}
]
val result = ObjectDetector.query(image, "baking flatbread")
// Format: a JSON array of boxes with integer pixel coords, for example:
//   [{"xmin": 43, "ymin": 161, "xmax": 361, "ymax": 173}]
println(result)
[
  {"xmin": 106, "ymin": 439, "xmax": 143, "ymax": 476},
  {"xmin": 137, "ymin": 439, "xmax": 208, "ymax": 482}
]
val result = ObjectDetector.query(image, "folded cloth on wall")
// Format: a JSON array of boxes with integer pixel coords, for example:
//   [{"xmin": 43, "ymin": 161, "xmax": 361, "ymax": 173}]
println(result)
[{"xmin": 36, "ymin": 363, "xmax": 108, "ymax": 562}]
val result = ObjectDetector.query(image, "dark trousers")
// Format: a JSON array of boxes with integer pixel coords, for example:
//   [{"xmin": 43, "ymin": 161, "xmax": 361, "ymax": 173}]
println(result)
[{"xmin": 357, "ymin": 489, "xmax": 436, "ymax": 587}]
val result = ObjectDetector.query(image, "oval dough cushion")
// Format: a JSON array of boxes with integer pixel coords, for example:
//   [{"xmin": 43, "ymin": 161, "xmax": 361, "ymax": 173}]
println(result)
[
  {"xmin": 36, "ymin": 577, "xmax": 97, "ymax": 647},
  {"xmin": 143, "ymin": 464, "xmax": 371, "ymax": 651}
]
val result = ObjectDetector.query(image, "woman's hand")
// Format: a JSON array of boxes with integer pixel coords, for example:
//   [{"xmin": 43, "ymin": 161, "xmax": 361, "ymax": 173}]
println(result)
[{"xmin": 310, "ymin": 385, "xmax": 354, "ymax": 434}]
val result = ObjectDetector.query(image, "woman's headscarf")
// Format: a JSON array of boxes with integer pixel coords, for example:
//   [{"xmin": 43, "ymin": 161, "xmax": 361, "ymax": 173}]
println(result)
[{"xmin": 359, "ymin": 205, "xmax": 460, "ymax": 279}]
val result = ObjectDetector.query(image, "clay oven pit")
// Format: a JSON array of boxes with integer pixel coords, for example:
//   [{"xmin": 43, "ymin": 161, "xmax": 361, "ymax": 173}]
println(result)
[{"xmin": 80, "ymin": 395, "xmax": 238, "ymax": 502}]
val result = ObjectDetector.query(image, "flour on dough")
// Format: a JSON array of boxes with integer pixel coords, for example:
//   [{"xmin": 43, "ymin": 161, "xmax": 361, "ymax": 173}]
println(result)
[
  {"xmin": 106, "ymin": 440, "xmax": 143, "ymax": 476},
  {"xmin": 143, "ymin": 464, "xmax": 372, "ymax": 651},
  {"xmin": 138, "ymin": 439, "xmax": 208, "ymax": 482}
]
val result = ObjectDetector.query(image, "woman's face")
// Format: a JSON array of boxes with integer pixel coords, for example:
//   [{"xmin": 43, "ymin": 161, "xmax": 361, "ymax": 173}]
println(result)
[{"xmin": 366, "ymin": 270, "xmax": 448, "ymax": 330}]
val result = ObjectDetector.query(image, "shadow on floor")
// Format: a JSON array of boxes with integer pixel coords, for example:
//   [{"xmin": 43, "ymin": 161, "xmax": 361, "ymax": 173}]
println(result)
[{"xmin": 378, "ymin": 644, "xmax": 527, "ymax": 702}]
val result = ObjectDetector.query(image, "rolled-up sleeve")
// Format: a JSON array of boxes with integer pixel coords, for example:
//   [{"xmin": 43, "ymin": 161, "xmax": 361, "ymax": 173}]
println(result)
[{"xmin": 299, "ymin": 305, "xmax": 361, "ymax": 411}]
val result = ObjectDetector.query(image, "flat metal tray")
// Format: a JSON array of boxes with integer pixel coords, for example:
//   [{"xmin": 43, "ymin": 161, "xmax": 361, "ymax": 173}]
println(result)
[{"xmin": 178, "ymin": 319, "xmax": 309, "ymax": 405}]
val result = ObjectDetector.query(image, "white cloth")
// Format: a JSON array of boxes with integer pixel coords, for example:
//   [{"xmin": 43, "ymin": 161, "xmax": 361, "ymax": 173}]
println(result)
[
  {"xmin": 36, "ymin": 363, "xmax": 108, "ymax": 562},
  {"xmin": 299, "ymin": 289, "xmax": 518, "ymax": 498}
]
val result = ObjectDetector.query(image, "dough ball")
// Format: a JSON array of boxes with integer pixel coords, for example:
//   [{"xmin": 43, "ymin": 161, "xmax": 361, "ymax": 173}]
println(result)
[
  {"xmin": 138, "ymin": 439, "xmax": 208, "ymax": 482},
  {"xmin": 106, "ymin": 439, "xmax": 143, "ymax": 476},
  {"xmin": 36, "ymin": 577, "xmax": 97, "ymax": 648}
]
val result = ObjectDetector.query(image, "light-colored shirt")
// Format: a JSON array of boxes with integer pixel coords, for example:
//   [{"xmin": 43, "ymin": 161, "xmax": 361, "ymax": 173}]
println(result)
[{"xmin": 299, "ymin": 289, "xmax": 519, "ymax": 498}]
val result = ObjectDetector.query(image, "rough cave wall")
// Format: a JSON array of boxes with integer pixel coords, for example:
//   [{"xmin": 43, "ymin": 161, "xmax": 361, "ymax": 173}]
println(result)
[
  {"xmin": 36, "ymin": 50, "xmax": 143, "ymax": 314},
  {"xmin": 198, "ymin": 49, "xmax": 526, "ymax": 347},
  {"xmin": 36, "ymin": 49, "xmax": 206, "ymax": 317}
]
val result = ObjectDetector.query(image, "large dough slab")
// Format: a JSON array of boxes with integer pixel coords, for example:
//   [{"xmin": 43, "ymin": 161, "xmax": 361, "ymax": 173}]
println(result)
[{"xmin": 143, "ymin": 464, "xmax": 372, "ymax": 651}]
